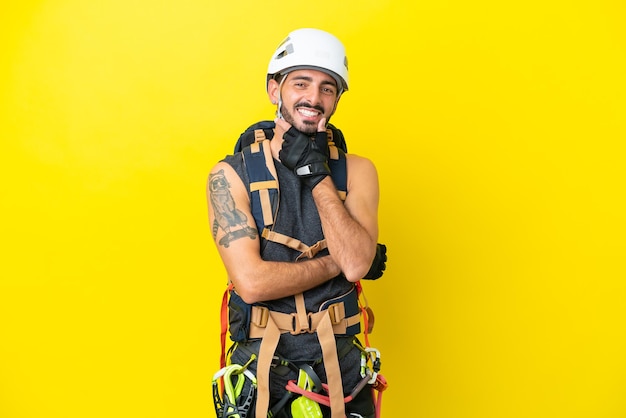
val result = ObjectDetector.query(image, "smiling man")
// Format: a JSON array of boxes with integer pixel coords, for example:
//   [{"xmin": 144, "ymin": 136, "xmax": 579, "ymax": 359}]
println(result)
[{"xmin": 207, "ymin": 28, "xmax": 387, "ymax": 418}]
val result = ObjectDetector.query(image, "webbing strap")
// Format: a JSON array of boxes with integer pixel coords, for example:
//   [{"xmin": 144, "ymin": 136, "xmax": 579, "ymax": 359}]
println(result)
[
  {"xmin": 254, "ymin": 128, "xmax": 266, "ymax": 143},
  {"xmin": 294, "ymin": 293, "xmax": 308, "ymax": 338},
  {"xmin": 245, "ymin": 140, "xmax": 279, "ymax": 230},
  {"xmin": 255, "ymin": 314, "xmax": 281, "ymax": 418},
  {"xmin": 259, "ymin": 140, "xmax": 278, "ymax": 227},
  {"xmin": 317, "ymin": 312, "xmax": 345, "ymax": 418},
  {"xmin": 327, "ymin": 130, "xmax": 339, "ymax": 160},
  {"xmin": 258, "ymin": 188, "xmax": 274, "ymax": 228},
  {"xmin": 261, "ymin": 229, "xmax": 327, "ymax": 260},
  {"xmin": 248, "ymin": 305, "xmax": 361, "ymax": 339},
  {"xmin": 249, "ymin": 180, "xmax": 278, "ymax": 191}
]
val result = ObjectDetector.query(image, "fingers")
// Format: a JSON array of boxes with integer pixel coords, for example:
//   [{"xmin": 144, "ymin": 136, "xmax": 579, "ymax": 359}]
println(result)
[
  {"xmin": 274, "ymin": 117, "xmax": 291, "ymax": 131},
  {"xmin": 274, "ymin": 118, "xmax": 292, "ymax": 145},
  {"xmin": 317, "ymin": 118, "xmax": 327, "ymax": 132}
]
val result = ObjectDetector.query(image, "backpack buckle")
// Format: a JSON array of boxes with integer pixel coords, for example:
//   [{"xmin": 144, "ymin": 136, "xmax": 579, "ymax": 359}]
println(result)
[
  {"xmin": 251, "ymin": 306, "xmax": 269, "ymax": 328},
  {"xmin": 327, "ymin": 302, "xmax": 345, "ymax": 325},
  {"xmin": 290, "ymin": 313, "xmax": 314, "ymax": 335}
]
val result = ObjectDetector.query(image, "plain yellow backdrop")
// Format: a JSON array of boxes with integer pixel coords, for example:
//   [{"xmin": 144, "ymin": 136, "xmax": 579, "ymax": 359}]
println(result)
[{"xmin": 1, "ymin": 1, "xmax": 625, "ymax": 417}]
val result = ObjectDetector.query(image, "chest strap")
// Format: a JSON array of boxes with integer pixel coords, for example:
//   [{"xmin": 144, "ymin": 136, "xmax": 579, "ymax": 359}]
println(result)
[{"xmin": 260, "ymin": 229, "xmax": 327, "ymax": 261}]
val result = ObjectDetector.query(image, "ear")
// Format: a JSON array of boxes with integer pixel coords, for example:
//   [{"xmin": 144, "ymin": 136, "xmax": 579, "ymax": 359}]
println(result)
[{"xmin": 267, "ymin": 78, "xmax": 279, "ymax": 105}]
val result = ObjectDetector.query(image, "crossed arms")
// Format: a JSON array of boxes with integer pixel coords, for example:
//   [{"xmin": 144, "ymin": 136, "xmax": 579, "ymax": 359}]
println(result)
[{"xmin": 207, "ymin": 135, "xmax": 379, "ymax": 304}]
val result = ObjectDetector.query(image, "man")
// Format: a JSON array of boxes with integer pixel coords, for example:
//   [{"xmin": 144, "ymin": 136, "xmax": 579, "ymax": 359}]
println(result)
[{"xmin": 207, "ymin": 28, "xmax": 385, "ymax": 418}]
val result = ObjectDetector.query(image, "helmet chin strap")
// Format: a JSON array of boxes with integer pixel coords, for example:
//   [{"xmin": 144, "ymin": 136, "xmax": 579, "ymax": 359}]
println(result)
[{"xmin": 275, "ymin": 76, "xmax": 287, "ymax": 119}]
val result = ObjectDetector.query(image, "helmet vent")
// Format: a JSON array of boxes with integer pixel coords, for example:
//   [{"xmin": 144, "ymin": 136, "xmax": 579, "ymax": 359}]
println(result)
[{"xmin": 275, "ymin": 44, "xmax": 294, "ymax": 60}]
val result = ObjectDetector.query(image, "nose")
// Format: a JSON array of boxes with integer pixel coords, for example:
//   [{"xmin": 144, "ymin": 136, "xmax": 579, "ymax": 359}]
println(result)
[{"xmin": 305, "ymin": 84, "xmax": 322, "ymax": 106}]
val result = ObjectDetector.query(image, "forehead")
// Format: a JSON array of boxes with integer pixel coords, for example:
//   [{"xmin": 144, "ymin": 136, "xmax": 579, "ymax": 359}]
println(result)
[{"xmin": 286, "ymin": 69, "xmax": 337, "ymax": 87}]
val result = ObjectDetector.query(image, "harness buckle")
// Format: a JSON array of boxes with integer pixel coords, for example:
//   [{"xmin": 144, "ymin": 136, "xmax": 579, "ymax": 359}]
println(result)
[
  {"xmin": 298, "ymin": 240, "xmax": 326, "ymax": 260},
  {"xmin": 290, "ymin": 313, "xmax": 314, "ymax": 335},
  {"xmin": 327, "ymin": 302, "xmax": 345, "ymax": 325},
  {"xmin": 251, "ymin": 306, "xmax": 269, "ymax": 328}
]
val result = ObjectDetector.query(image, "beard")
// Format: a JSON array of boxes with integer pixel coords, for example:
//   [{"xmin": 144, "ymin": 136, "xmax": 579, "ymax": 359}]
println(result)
[{"xmin": 280, "ymin": 103, "xmax": 325, "ymax": 136}]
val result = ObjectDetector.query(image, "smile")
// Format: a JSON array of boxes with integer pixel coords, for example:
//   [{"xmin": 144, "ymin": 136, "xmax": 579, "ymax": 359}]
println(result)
[{"xmin": 297, "ymin": 107, "xmax": 321, "ymax": 117}]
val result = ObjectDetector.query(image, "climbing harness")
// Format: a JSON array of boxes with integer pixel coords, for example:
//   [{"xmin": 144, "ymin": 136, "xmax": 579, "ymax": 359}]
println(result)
[{"xmin": 213, "ymin": 121, "xmax": 388, "ymax": 418}]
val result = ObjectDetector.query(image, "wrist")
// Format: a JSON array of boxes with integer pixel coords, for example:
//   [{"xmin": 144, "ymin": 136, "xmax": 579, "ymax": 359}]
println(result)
[
  {"xmin": 295, "ymin": 160, "xmax": 330, "ymax": 177},
  {"xmin": 320, "ymin": 254, "xmax": 341, "ymax": 278},
  {"xmin": 303, "ymin": 174, "xmax": 328, "ymax": 190}
]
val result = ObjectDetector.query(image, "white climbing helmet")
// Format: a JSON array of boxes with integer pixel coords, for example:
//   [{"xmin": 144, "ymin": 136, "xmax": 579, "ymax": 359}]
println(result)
[{"xmin": 266, "ymin": 28, "xmax": 349, "ymax": 94}]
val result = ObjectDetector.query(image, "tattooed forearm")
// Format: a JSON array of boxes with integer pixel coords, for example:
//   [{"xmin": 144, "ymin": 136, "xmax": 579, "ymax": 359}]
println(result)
[{"xmin": 208, "ymin": 169, "xmax": 257, "ymax": 247}]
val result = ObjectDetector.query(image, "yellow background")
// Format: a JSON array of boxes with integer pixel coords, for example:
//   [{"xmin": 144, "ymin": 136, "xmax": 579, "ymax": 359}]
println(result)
[{"xmin": 1, "ymin": 1, "xmax": 625, "ymax": 417}]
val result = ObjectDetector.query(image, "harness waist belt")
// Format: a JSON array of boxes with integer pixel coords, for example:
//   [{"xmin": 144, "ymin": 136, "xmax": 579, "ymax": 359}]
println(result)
[{"xmin": 249, "ymin": 303, "xmax": 361, "ymax": 338}]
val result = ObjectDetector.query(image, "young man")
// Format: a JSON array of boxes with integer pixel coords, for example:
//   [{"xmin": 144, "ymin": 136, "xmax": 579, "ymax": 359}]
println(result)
[{"xmin": 207, "ymin": 28, "xmax": 385, "ymax": 418}]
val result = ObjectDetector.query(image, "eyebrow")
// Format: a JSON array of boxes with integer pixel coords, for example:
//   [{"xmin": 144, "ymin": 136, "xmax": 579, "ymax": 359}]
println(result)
[{"xmin": 289, "ymin": 75, "xmax": 337, "ymax": 88}]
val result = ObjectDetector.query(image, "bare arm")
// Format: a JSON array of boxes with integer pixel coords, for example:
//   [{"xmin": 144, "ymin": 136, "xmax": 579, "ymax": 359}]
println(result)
[
  {"xmin": 312, "ymin": 155, "xmax": 379, "ymax": 282},
  {"xmin": 273, "ymin": 117, "xmax": 380, "ymax": 282},
  {"xmin": 207, "ymin": 161, "xmax": 341, "ymax": 304}
]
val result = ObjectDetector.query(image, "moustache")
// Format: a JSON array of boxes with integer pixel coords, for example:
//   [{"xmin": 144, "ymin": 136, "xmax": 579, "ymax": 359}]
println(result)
[{"xmin": 294, "ymin": 102, "xmax": 325, "ymax": 114}]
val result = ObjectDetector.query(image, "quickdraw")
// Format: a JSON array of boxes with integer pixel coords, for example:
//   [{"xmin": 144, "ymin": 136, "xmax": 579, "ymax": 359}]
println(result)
[{"xmin": 212, "ymin": 362, "xmax": 257, "ymax": 418}]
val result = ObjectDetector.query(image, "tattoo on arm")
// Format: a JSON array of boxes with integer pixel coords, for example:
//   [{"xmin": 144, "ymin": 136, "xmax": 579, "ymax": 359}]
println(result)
[
  {"xmin": 208, "ymin": 169, "xmax": 258, "ymax": 247},
  {"xmin": 211, "ymin": 220, "xmax": 219, "ymax": 240}
]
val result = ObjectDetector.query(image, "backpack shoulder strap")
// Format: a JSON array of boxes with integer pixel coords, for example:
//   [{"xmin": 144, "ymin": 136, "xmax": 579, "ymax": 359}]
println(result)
[
  {"xmin": 241, "ymin": 138, "xmax": 279, "ymax": 234},
  {"xmin": 234, "ymin": 120, "xmax": 275, "ymax": 153},
  {"xmin": 326, "ymin": 123, "xmax": 347, "ymax": 153},
  {"xmin": 326, "ymin": 128, "xmax": 347, "ymax": 201},
  {"xmin": 238, "ymin": 122, "xmax": 348, "ymax": 236}
]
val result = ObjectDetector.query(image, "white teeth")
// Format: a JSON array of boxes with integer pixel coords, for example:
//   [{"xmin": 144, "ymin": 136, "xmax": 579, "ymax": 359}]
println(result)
[{"xmin": 298, "ymin": 108, "xmax": 317, "ymax": 117}]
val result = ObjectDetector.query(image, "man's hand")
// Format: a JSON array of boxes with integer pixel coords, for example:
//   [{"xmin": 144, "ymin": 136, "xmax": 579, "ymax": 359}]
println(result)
[
  {"xmin": 363, "ymin": 243, "xmax": 387, "ymax": 280},
  {"xmin": 278, "ymin": 120, "xmax": 330, "ymax": 189}
]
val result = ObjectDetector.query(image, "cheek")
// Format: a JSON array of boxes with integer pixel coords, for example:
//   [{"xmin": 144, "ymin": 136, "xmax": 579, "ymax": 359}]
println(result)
[
  {"xmin": 280, "ymin": 92, "xmax": 297, "ymax": 106},
  {"xmin": 325, "ymin": 99, "xmax": 338, "ymax": 115}
]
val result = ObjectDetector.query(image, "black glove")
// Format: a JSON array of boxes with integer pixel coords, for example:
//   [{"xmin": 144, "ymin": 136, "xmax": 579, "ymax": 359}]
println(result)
[
  {"xmin": 279, "ymin": 127, "xmax": 330, "ymax": 189},
  {"xmin": 363, "ymin": 243, "xmax": 387, "ymax": 280}
]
